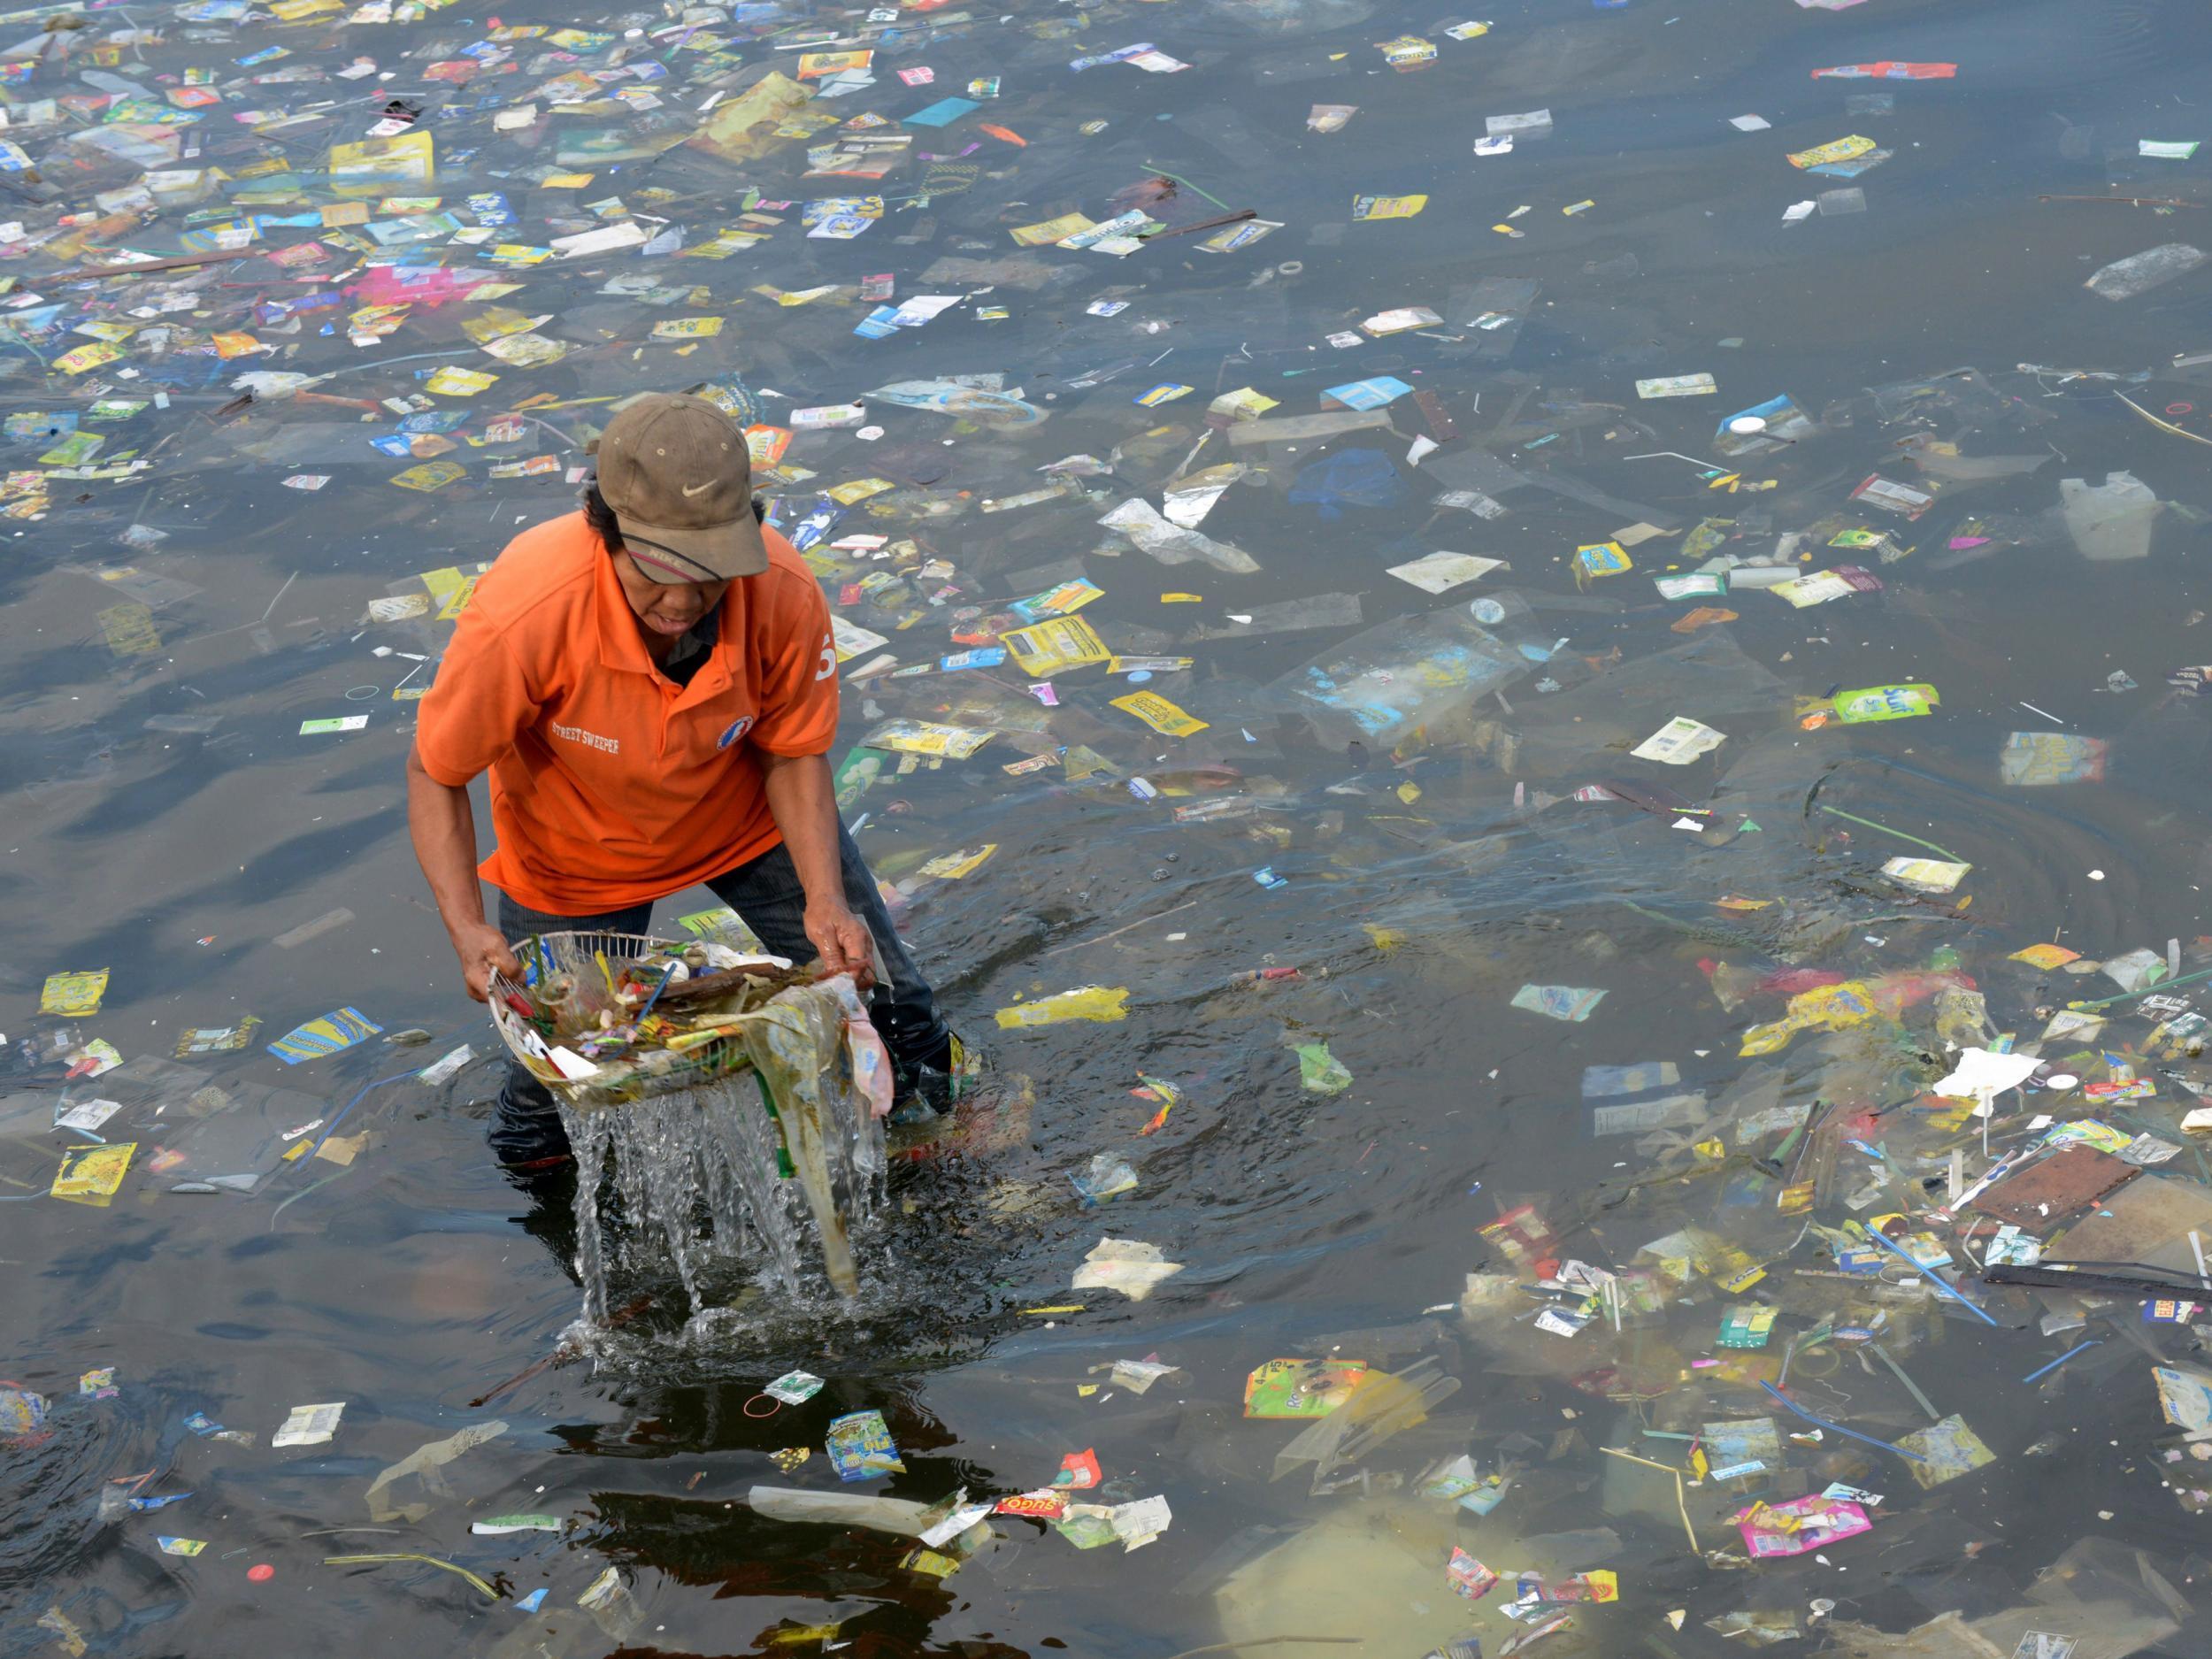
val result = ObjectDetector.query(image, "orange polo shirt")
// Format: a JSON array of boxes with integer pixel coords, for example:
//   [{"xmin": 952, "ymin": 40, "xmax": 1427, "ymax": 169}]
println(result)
[{"xmin": 414, "ymin": 511, "xmax": 839, "ymax": 914}]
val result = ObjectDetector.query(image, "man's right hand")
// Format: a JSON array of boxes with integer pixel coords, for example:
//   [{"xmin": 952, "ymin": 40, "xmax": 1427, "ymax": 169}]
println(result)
[{"xmin": 450, "ymin": 919, "xmax": 522, "ymax": 1003}]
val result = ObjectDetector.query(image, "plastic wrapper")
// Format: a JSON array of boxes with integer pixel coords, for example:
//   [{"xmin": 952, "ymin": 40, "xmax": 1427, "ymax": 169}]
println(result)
[
  {"xmin": 1259, "ymin": 592, "xmax": 1547, "ymax": 744},
  {"xmin": 1271, "ymin": 1356, "xmax": 1460, "ymax": 1492},
  {"xmin": 1286, "ymin": 448, "xmax": 1409, "ymax": 518}
]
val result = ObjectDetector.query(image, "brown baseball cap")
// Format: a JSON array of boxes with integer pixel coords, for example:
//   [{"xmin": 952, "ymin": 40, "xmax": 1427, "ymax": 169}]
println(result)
[{"xmin": 595, "ymin": 392, "xmax": 768, "ymax": 584}]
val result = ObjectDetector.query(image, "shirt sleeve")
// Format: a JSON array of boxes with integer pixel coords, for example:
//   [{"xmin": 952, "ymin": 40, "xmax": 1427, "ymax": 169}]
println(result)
[
  {"xmin": 413, "ymin": 604, "xmax": 542, "ymax": 787},
  {"xmin": 746, "ymin": 564, "xmax": 841, "ymax": 757}
]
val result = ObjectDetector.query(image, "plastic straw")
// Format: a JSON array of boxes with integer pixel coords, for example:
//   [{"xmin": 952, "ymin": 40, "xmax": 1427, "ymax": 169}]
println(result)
[
  {"xmin": 1863, "ymin": 1227, "xmax": 2001, "ymax": 1326},
  {"xmin": 635, "ymin": 960, "xmax": 680, "ymax": 1023},
  {"xmin": 1813, "ymin": 803, "xmax": 1962, "ymax": 861},
  {"xmin": 1759, "ymin": 1380, "xmax": 1929, "ymax": 1462},
  {"xmin": 1869, "ymin": 1342, "xmax": 1941, "ymax": 1420},
  {"xmin": 1138, "ymin": 162, "xmax": 1231, "ymax": 210},
  {"xmin": 2068, "ymin": 963, "xmax": 2212, "ymax": 1011},
  {"xmin": 323, "ymin": 1553, "xmax": 500, "ymax": 1599},
  {"xmin": 2021, "ymin": 1340, "xmax": 2101, "ymax": 1385}
]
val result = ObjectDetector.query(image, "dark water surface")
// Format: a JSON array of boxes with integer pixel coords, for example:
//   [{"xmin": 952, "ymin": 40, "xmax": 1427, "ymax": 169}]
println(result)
[{"xmin": 10, "ymin": 0, "xmax": 2212, "ymax": 1654}]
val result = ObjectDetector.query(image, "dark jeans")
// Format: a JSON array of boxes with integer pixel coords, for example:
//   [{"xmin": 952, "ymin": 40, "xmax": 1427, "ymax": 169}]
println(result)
[{"xmin": 489, "ymin": 820, "xmax": 949, "ymax": 1167}]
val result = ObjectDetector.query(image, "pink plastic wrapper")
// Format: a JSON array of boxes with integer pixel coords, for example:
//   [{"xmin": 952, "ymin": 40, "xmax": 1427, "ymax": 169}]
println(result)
[
  {"xmin": 829, "ymin": 974, "xmax": 895, "ymax": 1119},
  {"xmin": 1734, "ymin": 1494, "xmax": 1871, "ymax": 1559},
  {"xmin": 342, "ymin": 264, "xmax": 492, "ymax": 309}
]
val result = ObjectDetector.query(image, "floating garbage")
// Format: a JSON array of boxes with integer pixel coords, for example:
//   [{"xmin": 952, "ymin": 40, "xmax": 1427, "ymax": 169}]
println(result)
[
  {"xmin": 20, "ymin": 0, "xmax": 2212, "ymax": 1647},
  {"xmin": 2062, "ymin": 470, "xmax": 2162, "ymax": 562},
  {"xmin": 2085, "ymin": 243, "xmax": 2208, "ymax": 301}
]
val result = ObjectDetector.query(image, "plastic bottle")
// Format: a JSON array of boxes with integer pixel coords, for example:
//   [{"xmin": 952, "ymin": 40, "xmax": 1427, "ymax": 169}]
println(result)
[
  {"xmin": 2061, "ymin": 471, "xmax": 2160, "ymax": 561},
  {"xmin": 748, "ymin": 1486, "xmax": 934, "ymax": 1537},
  {"xmin": 2084, "ymin": 243, "xmax": 2207, "ymax": 301}
]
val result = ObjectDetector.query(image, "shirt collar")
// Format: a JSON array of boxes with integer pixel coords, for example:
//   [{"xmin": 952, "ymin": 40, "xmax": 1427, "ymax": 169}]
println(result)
[{"xmin": 591, "ymin": 544, "xmax": 655, "ymax": 674}]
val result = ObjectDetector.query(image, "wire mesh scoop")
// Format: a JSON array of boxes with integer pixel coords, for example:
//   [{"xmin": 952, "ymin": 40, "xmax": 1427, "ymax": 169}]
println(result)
[{"xmin": 488, "ymin": 931, "xmax": 888, "ymax": 1310}]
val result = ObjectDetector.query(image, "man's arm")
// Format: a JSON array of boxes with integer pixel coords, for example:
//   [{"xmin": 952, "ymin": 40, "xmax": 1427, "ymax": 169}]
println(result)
[
  {"xmin": 757, "ymin": 749, "xmax": 875, "ymax": 990},
  {"xmin": 407, "ymin": 743, "xmax": 520, "ymax": 1002}
]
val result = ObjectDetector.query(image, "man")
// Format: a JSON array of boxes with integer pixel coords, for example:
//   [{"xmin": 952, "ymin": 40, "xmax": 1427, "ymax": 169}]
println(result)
[{"xmin": 407, "ymin": 391, "xmax": 960, "ymax": 1172}]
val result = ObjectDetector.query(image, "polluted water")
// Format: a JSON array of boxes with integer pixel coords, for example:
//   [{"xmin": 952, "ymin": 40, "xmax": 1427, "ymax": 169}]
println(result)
[{"xmin": 24, "ymin": 0, "xmax": 2212, "ymax": 1653}]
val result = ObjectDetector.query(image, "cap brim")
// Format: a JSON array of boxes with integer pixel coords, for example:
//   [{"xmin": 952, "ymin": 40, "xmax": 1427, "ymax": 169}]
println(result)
[{"xmin": 619, "ymin": 511, "xmax": 770, "ymax": 584}]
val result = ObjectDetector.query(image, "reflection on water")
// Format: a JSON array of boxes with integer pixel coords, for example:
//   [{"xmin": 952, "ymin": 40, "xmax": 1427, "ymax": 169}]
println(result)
[{"xmin": 10, "ymin": 0, "xmax": 2212, "ymax": 1653}]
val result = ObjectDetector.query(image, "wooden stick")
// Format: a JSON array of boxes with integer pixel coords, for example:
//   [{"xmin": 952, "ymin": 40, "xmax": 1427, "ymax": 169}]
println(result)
[
  {"xmin": 469, "ymin": 1294, "xmax": 652, "ymax": 1406},
  {"xmin": 43, "ymin": 248, "xmax": 265, "ymax": 281},
  {"xmin": 1599, "ymin": 1446, "xmax": 1700, "ymax": 1555},
  {"xmin": 1146, "ymin": 208, "xmax": 1260, "ymax": 241}
]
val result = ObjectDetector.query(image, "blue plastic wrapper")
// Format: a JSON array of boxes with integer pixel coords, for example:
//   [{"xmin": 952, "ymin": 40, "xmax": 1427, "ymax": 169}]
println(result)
[{"xmin": 1287, "ymin": 449, "xmax": 1408, "ymax": 518}]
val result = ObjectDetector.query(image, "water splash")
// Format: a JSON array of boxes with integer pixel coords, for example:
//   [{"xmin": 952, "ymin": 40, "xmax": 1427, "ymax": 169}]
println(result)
[{"xmin": 555, "ymin": 1010, "xmax": 887, "ymax": 1339}]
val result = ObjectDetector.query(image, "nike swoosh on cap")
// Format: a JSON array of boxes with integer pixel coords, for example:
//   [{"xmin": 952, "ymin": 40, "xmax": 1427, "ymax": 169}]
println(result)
[{"xmin": 680, "ymin": 480, "xmax": 715, "ymax": 497}]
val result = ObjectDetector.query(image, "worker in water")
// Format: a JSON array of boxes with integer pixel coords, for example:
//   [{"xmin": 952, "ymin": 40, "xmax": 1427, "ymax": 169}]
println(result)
[{"xmin": 406, "ymin": 391, "xmax": 963, "ymax": 1174}]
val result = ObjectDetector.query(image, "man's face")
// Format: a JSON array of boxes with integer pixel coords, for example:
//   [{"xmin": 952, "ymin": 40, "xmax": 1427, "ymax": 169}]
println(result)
[{"xmin": 611, "ymin": 549, "xmax": 732, "ymax": 639}]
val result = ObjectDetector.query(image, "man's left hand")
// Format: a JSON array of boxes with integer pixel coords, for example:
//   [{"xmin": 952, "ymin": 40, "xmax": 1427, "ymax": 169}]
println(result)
[{"xmin": 804, "ymin": 900, "xmax": 878, "ymax": 992}]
